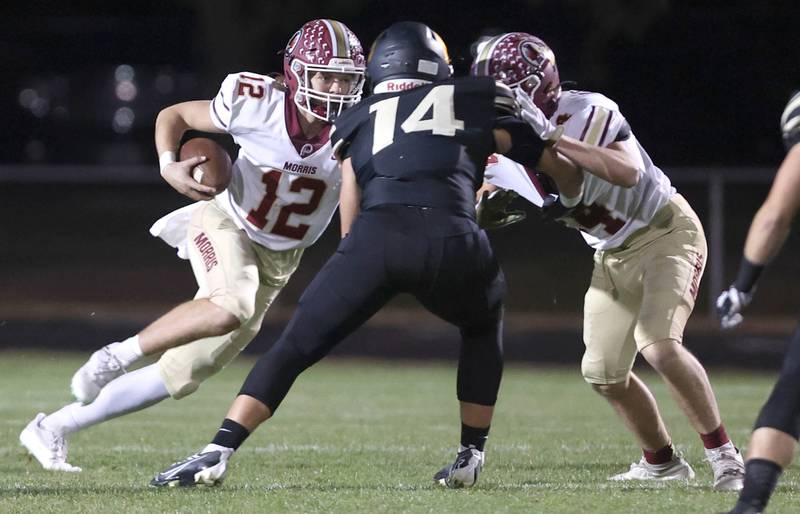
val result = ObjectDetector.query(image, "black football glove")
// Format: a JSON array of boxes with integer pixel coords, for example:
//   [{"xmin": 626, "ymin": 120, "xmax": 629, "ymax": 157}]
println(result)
[
  {"xmin": 781, "ymin": 90, "xmax": 800, "ymax": 151},
  {"xmin": 476, "ymin": 189, "xmax": 527, "ymax": 230},
  {"xmin": 715, "ymin": 285, "xmax": 754, "ymax": 330}
]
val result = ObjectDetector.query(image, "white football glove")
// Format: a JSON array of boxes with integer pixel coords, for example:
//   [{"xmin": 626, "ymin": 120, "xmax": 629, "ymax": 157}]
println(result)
[
  {"xmin": 715, "ymin": 285, "xmax": 754, "ymax": 330},
  {"xmin": 514, "ymin": 88, "xmax": 562, "ymax": 142}
]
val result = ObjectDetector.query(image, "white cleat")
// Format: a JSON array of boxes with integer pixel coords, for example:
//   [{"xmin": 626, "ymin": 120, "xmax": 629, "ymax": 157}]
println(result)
[
  {"xmin": 71, "ymin": 344, "xmax": 126, "ymax": 403},
  {"xmin": 609, "ymin": 453, "xmax": 695, "ymax": 482},
  {"xmin": 434, "ymin": 446, "xmax": 485, "ymax": 489},
  {"xmin": 707, "ymin": 442, "xmax": 745, "ymax": 491},
  {"xmin": 20, "ymin": 413, "xmax": 81, "ymax": 472}
]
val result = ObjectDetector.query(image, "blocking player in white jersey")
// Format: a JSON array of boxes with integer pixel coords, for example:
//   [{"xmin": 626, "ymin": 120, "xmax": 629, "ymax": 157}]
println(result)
[
  {"xmin": 473, "ymin": 32, "xmax": 745, "ymax": 489},
  {"xmin": 19, "ymin": 19, "xmax": 365, "ymax": 472}
]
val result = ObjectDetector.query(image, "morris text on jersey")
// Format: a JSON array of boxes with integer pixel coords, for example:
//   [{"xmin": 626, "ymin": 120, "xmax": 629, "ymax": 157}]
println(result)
[{"xmin": 282, "ymin": 161, "xmax": 317, "ymax": 175}]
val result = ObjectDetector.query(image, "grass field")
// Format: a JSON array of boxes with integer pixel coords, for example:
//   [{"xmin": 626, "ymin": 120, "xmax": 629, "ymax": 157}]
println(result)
[{"xmin": 2, "ymin": 351, "xmax": 798, "ymax": 513}]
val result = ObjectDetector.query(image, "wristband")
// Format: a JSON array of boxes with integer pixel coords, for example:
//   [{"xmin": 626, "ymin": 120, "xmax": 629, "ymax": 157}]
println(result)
[
  {"xmin": 159, "ymin": 151, "xmax": 176, "ymax": 175},
  {"xmin": 734, "ymin": 256, "xmax": 764, "ymax": 294},
  {"xmin": 547, "ymin": 125, "xmax": 565, "ymax": 148},
  {"xmin": 559, "ymin": 180, "xmax": 583, "ymax": 208}
]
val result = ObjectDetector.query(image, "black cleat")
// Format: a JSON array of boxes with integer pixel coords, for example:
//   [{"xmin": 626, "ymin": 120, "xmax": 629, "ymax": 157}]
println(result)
[
  {"xmin": 150, "ymin": 450, "xmax": 228, "ymax": 487},
  {"xmin": 434, "ymin": 446, "xmax": 485, "ymax": 488}
]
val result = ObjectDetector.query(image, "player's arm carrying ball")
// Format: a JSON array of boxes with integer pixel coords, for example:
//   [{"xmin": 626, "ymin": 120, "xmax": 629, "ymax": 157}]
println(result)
[
  {"xmin": 155, "ymin": 100, "xmax": 225, "ymax": 201},
  {"xmin": 717, "ymin": 91, "xmax": 800, "ymax": 329}
]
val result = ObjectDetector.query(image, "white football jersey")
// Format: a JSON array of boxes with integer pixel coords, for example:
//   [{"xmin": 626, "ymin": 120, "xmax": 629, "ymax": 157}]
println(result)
[
  {"xmin": 208, "ymin": 72, "xmax": 342, "ymax": 251},
  {"xmin": 483, "ymin": 154, "xmax": 556, "ymax": 208},
  {"xmin": 487, "ymin": 90, "xmax": 675, "ymax": 250}
]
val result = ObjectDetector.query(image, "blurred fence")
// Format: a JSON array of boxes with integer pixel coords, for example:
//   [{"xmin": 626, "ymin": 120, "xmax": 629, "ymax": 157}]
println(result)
[{"xmin": 1, "ymin": 164, "xmax": 797, "ymax": 367}]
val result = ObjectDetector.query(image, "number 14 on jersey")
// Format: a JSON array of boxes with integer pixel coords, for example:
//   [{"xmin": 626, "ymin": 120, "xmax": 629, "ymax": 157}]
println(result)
[{"xmin": 369, "ymin": 85, "xmax": 465, "ymax": 154}]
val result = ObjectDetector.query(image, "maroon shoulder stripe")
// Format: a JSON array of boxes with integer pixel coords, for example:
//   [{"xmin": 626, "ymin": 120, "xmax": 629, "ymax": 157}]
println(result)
[
  {"xmin": 579, "ymin": 106, "xmax": 596, "ymax": 142},
  {"xmin": 211, "ymin": 98, "xmax": 228, "ymax": 128},
  {"xmin": 216, "ymin": 92, "xmax": 230, "ymax": 112},
  {"xmin": 240, "ymin": 74, "xmax": 264, "ymax": 82}
]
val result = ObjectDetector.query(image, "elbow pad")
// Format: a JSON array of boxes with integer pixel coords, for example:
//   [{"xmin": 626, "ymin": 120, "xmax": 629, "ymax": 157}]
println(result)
[{"xmin": 495, "ymin": 116, "xmax": 546, "ymax": 168}]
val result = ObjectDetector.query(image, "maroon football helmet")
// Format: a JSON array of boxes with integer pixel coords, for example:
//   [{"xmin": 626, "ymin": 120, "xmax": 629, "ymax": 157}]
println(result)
[
  {"xmin": 471, "ymin": 32, "xmax": 561, "ymax": 118},
  {"xmin": 283, "ymin": 19, "xmax": 366, "ymax": 121}
]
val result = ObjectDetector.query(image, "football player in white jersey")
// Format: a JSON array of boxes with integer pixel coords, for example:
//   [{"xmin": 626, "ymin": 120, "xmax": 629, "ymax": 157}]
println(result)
[
  {"xmin": 19, "ymin": 19, "xmax": 365, "ymax": 472},
  {"xmin": 473, "ymin": 32, "xmax": 745, "ymax": 490}
]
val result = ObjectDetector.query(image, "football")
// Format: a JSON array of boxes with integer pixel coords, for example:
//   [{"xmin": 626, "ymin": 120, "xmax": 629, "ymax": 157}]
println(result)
[{"xmin": 179, "ymin": 137, "xmax": 232, "ymax": 193}]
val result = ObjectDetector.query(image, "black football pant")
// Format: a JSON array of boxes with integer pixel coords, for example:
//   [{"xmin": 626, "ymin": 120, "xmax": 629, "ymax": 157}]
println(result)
[
  {"xmin": 754, "ymin": 322, "xmax": 800, "ymax": 439},
  {"xmin": 239, "ymin": 205, "xmax": 506, "ymax": 412}
]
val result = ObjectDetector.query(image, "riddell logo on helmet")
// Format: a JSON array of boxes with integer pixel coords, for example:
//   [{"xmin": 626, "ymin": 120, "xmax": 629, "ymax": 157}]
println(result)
[
  {"xmin": 385, "ymin": 82, "xmax": 419, "ymax": 91},
  {"xmin": 283, "ymin": 161, "xmax": 317, "ymax": 175}
]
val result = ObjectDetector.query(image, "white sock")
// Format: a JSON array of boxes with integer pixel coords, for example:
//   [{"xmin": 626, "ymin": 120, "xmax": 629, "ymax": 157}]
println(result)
[
  {"xmin": 41, "ymin": 363, "xmax": 169, "ymax": 436},
  {"xmin": 107, "ymin": 335, "xmax": 144, "ymax": 368},
  {"xmin": 705, "ymin": 440, "xmax": 736, "ymax": 453},
  {"xmin": 202, "ymin": 443, "xmax": 235, "ymax": 459}
]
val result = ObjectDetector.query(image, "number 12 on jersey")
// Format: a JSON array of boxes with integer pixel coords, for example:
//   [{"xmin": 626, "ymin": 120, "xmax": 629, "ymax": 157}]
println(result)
[{"xmin": 369, "ymin": 85, "xmax": 465, "ymax": 155}]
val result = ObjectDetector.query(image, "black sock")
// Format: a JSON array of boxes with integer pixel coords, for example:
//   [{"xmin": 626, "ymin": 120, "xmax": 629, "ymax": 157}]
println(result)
[
  {"xmin": 461, "ymin": 423, "xmax": 490, "ymax": 452},
  {"xmin": 732, "ymin": 459, "xmax": 783, "ymax": 513},
  {"xmin": 211, "ymin": 418, "xmax": 251, "ymax": 450}
]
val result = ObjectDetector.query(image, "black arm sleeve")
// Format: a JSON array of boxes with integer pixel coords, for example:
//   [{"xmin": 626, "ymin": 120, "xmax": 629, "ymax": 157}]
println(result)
[
  {"xmin": 331, "ymin": 105, "xmax": 363, "ymax": 160},
  {"xmin": 494, "ymin": 82, "xmax": 519, "ymax": 117},
  {"xmin": 494, "ymin": 116, "xmax": 547, "ymax": 168}
]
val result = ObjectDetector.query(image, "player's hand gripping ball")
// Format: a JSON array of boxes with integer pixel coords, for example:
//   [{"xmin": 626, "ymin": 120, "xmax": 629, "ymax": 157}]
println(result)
[{"xmin": 179, "ymin": 138, "xmax": 233, "ymax": 193}]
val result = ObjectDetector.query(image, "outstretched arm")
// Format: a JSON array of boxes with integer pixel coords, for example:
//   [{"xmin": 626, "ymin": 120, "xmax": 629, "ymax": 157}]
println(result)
[
  {"xmin": 493, "ymin": 126, "xmax": 583, "ymax": 200},
  {"xmin": 717, "ymin": 92, "xmax": 800, "ymax": 329},
  {"xmin": 551, "ymin": 137, "xmax": 640, "ymax": 188},
  {"xmin": 514, "ymin": 89, "xmax": 640, "ymax": 188}
]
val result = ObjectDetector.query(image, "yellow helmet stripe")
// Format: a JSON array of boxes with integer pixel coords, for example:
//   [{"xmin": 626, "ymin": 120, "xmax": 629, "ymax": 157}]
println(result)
[
  {"xmin": 432, "ymin": 30, "xmax": 450, "ymax": 63},
  {"xmin": 475, "ymin": 34, "xmax": 507, "ymax": 75},
  {"xmin": 324, "ymin": 19, "xmax": 349, "ymax": 58}
]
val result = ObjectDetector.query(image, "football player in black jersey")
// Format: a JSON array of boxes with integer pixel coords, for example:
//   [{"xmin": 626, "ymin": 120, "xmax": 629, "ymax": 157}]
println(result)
[
  {"xmin": 718, "ymin": 93, "xmax": 800, "ymax": 514},
  {"xmin": 150, "ymin": 21, "xmax": 581, "ymax": 489}
]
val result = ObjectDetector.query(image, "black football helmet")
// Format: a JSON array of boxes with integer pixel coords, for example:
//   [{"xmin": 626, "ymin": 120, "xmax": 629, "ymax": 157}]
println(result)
[{"xmin": 367, "ymin": 21, "xmax": 452, "ymax": 91}]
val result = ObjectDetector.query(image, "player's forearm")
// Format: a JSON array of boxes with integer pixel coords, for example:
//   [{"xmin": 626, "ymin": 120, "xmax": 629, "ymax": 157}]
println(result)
[
  {"xmin": 339, "ymin": 160, "xmax": 361, "ymax": 237},
  {"xmin": 538, "ymin": 148, "xmax": 583, "ymax": 198},
  {"xmin": 743, "ymin": 207, "xmax": 792, "ymax": 264},
  {"xmin": 339, "ymin": 196, "xmax": 360, "ymax": 238},
  {"xmin": 554, "ymin": 136, "xmax": 640, "ymax": 187},
  {"xmin": 743, "ymin": 145, "xmax": 800, "ymax": 264}
]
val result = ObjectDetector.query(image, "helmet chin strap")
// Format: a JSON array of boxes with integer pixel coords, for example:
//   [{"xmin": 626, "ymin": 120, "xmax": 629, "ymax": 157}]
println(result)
[{"xmin": 373, "ymin": 79, "xmax": 431, "ymax": 94}]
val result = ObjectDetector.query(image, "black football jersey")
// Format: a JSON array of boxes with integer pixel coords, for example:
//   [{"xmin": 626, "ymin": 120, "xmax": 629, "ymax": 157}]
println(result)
[{"xmin": 331, "ymin": 76, "xmax": 500, "ymax": 217}]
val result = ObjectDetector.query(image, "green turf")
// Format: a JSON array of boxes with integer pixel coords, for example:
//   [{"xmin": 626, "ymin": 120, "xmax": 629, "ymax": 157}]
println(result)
[{"xmin": 2, "ymin": 351, "xmax": 798, "ymax": 513}]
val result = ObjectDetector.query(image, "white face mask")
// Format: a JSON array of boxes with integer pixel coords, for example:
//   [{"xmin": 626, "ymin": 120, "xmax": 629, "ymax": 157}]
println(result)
[{"xmin": 290, "ymin": 59, "xmax": 365, "ymax": 121}]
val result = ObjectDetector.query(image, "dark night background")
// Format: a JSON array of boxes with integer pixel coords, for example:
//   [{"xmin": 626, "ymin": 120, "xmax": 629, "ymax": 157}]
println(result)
[{"xmin": 1, "ymin": 0, "xmax": 799, "ymax": 366}]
